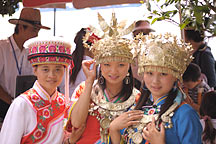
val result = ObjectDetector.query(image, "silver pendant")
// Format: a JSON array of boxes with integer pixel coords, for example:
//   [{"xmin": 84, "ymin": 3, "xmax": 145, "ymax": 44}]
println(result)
[
  {"xmin": 132, "ymin": 132, "xmax": 143, "ymax": 144},
  {"xmin": 100, "ymin": 117, "xmax": 111, "ymax": 129}
]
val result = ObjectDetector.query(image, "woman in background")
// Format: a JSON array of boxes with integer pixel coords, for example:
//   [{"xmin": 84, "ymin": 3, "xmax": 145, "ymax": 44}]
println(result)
[{"xmin": 67, "ymin": 28, "xmax": 99, "ymax": 97}]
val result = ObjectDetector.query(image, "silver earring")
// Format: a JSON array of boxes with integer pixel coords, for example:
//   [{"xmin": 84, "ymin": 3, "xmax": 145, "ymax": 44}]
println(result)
[
  {"xmin": 124, "ymin": 73, "xmax": 130, "ymax": 84},
  {"xmin": 99, "ymin": 76, "xmax": 105, "ymax": 85}
]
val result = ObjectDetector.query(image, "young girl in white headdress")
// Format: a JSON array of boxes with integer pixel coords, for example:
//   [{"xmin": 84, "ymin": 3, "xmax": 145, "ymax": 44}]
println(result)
[
  {"xmin": 109, "ymin": 33, "xmax": 202, "ymax": 144},
  {"xmin": 0, "ymin": 37, "xmax": 84, "ymax": 144}
]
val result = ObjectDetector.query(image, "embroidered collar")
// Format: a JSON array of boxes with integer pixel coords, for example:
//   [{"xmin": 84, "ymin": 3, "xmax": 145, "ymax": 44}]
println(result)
[
  {"xmin": 149, "ymin": 95, "xmax": 168, "ymax": 106},
  {"xmin": 33, "ymin": 80, "xmax": 57, "ymax": 102},
  {"xmin": 104, "ymin": 89, "xmax": 123, "ymax": 103},
  {"xmin": 91, "ymin": 81, "xmax": 138, "ymax": 111},
  {"xmin": 149, "ymin": 88, "xmax": 183, "ymax": 106},
  {"xmin": 142, "ymin": 88, "xmax": 184, "ymax": 124}
]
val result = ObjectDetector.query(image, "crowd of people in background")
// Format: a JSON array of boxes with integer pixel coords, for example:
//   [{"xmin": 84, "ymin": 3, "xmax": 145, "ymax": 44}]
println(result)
[{"xmin": 0, "ymin": 7, "xmax": 215, "ymax": 144}]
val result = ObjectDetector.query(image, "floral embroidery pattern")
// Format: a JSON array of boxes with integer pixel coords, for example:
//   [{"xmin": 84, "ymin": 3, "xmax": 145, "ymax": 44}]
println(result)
[
  {"xmin": 66, "ymin": 59, "xmax": 71, "ymax": 64},
  {"xmin": 148, "ymin": 108, "xmax": 155, "ymax": 115},
  {"xmin": 48, "ymin": 57, "xmax": 56, "ymax": 62},
  {"xmin": 59, "ymin": 45, "xmax": 65, "ymax": 52},
  {"xmin": 31, "ymin": 94, "xmax": 45, "ymax": 108},
  {"xmin": 31, "ymin": 123, "xmax": 46, "ymax": 142},
  {"xmin": 32, "ymin": 58, "xmax": 38, "ymax": 63},
  {"xmin": 142, "ymin": 105, "xmax": 160, "ymax": 115},
  {"xmin": 32, "ymin": 129, "xmax": 43, "ymax": 141},
  {"xmin": 31, "ymin": 95, "xmax": 40, "ymax": 103},
  {"xmin": 42, "ymin": 109, "xmax": 51, "ymax": 119},
  {"xmin": 40, "ymin": 106, "xmax": 54, "ymax": 121},
  {"xmin": 21, "ymin": 90, "xmax": 66, "ymax": 143},
  {"xmin": 57, "ymin": 96, "xmax": 64, "ymax": 106},
  {"xmin": 66, "ymin": 47, "xmax": 71, "ymax": 54},
  {"xmin": 48, "ymin": 45, "xmax": 56, "ymax": 52},
  {"xmin": 74, "ymin": 83, "xmax": 85, "ymax": 99},
  {"xmin": 32, "ymin": 46, "xmax": 37, "ymax": 53},
  {"xmin": 59, "ymin": 57, "xmax": 65, "ymax": 62},
  {"xmin": 39, "ymin": 57, "xmax": 46, "ymax": 62},
  {"xmin": 39, "ymin": 45, "xmax": 46, "ymax": 53}
]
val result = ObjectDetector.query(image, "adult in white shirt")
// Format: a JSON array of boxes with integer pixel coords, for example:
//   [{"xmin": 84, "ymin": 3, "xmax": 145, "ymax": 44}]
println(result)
[
  {"xmin": 0, "ymin": 8, "xmax": 50, "ymax": 120},
  {"xmin": 0, "ymin": 36, "xmax": 84, "ymax": 144}
]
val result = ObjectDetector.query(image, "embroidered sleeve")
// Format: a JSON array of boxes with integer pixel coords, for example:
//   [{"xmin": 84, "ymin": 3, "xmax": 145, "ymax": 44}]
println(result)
[
  {"xmin": 71, "ymin": 81, "xmax": 86, "ymax": 102},
  {"xmin": 64, "ymin": 82, "xmax": 86, "ymax": 132},
  {"xmin": 133, "ymin": 88, "xmax": 141, "ymax": 103},
  {"xmin": 135, "ymin": 93, "xmax": 141, "ymax": 103}
]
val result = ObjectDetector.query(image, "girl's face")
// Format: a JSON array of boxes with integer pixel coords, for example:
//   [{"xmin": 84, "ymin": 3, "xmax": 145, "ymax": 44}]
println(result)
[
  {"xmin": 33, "ymin": 64, "xmax": 65, "ymax": 95},
  {"xmin": 143, "ymin": 70, "xmax": 177, "ymax": 100},
  {"xmin": 101, "ymin": 61, "xmax": 130, "ymax": 86}
]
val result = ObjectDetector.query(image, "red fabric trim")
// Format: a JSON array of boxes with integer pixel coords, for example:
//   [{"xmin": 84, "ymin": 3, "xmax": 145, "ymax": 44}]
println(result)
[
  {"xmin": 29, "ymin": 57, "xmax": 71, "ymax": 66},
  {"xmin": 70, "ymin": 60, "xmax": 74, "ymax": 75},
  {"xmin": 23, "ymin": 0, "xmax": 72, "ymax": 7},
  {"xmin": 28, "ymin": 53, "xmax": 72, "ymax": 59},
  {"xmin": 135, "ymin": 93, "xmax": 141, "ymax": 103}
]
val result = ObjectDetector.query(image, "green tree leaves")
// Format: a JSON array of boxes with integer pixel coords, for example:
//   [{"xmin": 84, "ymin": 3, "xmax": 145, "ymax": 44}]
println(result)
[
  {"xmin": 0, "ymin": 0, "xmax": 20, "ymax": 16},
  {"xmin": 144, "ymin": 0, "xmax": 216, "ymax": 37}
]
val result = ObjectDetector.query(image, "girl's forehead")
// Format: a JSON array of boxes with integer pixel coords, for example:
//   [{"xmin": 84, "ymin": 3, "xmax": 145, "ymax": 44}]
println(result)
[
  {"xmin": 102, "ymin": 61, "xmax": 129, "ymax": 64},
  {"xmin": 38, "ymin": 64, "xmax": 64, "ymax": 67}
]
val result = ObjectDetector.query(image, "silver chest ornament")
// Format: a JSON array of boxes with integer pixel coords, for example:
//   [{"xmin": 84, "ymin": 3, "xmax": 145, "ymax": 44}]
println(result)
[
  {"xmin": 89, "ymin": 84, "xmax": 139, "ymax": 143},
  {"xmin": 126, "ymin": 102, "xmax": 179, "ymax": 144}
]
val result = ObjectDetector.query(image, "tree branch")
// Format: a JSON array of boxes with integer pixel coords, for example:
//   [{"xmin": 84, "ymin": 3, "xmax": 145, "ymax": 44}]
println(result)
[{"xmin": 204, "ymin": 0, "xmax": 216, "ymax": 13}]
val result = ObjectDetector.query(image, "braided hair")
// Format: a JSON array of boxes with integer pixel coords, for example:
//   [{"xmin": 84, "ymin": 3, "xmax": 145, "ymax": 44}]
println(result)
[{"xmin": 135, "ymin": 82, "xmax": 179, "ymax": 123}]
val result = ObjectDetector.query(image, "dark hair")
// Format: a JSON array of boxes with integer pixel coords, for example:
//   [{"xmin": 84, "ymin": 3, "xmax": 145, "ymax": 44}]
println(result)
[
  {"xmin": 14, "ymin": 24, "xmax": 28, "ymax": 34},
  {"xmin": 135, "ymin": 84, "xmax": 179, "ymax": 123},
  {"xmin": 184, "ymin": 29, "xmax": 204, "ymax": 42},
  {"xmin": 70, "ymin": 28, "xmax": 86, "ymax": 84},
  {"xmin": 98, "ymin": 66, "xmax": 134, "ymax": 101},
  {"xmin": 183, "ymin": 63, "xmax": 201, "ymax": 82},
  {"xmin": 200, "ymin": 91, "xmax": 216, "ymax": 143}
]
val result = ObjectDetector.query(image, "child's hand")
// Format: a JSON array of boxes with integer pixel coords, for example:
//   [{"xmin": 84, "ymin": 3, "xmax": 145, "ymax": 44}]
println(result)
[
  {"xmin": 109, "ymin": 110, "xmax": 143, "ymax": 144},
  {"xmin": 185, "ymin": 94, "xmax": 194, "ymax": 105},
  {"xmin": 69, "ymin": 124, "xmax": 85, "ymax": 144},
  {"xmin": 82, "ymin": 60, "xmax": 96, "ymax": 83},
  {"xmin": 142, "ymin": 117, "xmax": 165, "ymax": 144},
  {"xmin": 110, "ymin": 110, "xmax": 143, "ymax": 131}
]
